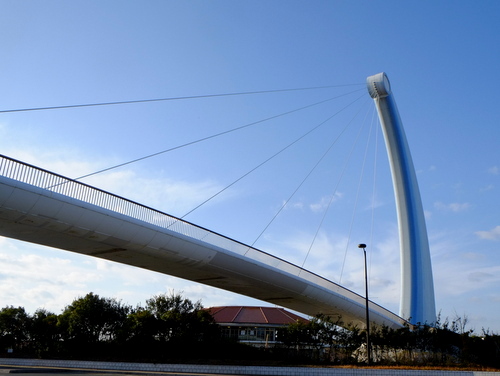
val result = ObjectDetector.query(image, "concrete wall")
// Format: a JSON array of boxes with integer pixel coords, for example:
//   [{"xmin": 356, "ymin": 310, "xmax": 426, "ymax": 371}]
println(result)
[{"xmin": 1, "ymin": 358, "xmax": 498, "ymax": 376}]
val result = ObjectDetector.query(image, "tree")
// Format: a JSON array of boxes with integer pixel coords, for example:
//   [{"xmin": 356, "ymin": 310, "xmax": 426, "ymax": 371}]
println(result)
[
  {"xmin": 58, "ymin": 292, "xmax": 131, "ymax": 344},
  {"xmin": 312, "ymin": 314, "xmax": 343, "ymax": 362},
  {"xmin": 280, "ymin": 319, "xmax": 313, "ymax": 351},
  {"xmin": 125, "ymin": 307, "xmax": 157, "ymax": 344},
  {"xmin": 144, "ymin": 291, "xmax": 217, "ymax": 344},
  {"xmin": 0, "ymin": 306, "xmax": 31, "ymax": 353},
  {"xmin": 30, "ymin": 308, "xmax": 60, "ymax": 357}
]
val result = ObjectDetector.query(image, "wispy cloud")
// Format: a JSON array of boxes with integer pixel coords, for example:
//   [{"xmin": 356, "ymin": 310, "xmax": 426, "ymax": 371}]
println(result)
[
  {"xmin": 434, "ymin": 253, "xmax": 500, "ymax": 297},
  {"xmin": 309, "ymin": 193, "xmax": 343, "ymax": 212},
  {"xmin": 282, "ymin": 193, "xmax": 343, "ymax": 213},
  {"xmin": 366, "ymin": 194, "xmax": 385, "ymax": 210},
  {"xmin": 480, "ymin": 184, "xmax": 494, "ymax": 192},
  {"xmin": 278, "ymin": 226, "xmax": 402, "ymax": 313},
  {"xmin": 434, "ymin": 201, "xmax": 471, "ymax": 213},
  {"xmin": 0, "ymin": 237, "xmax": 259, "ymax": 314},
  {"xmin": 285, "ymin": 201, "xmax": 304, "ymax": 210},
  {"xmin": 475, "ymin": 226, "xmax": 500, "ymax": 241},
  {"xmin": 1, "ymin": 146, "xmax": 225, "ymax": 219},
  {"xmin": 488, "ymin": 166, "xmax": 499, "ymax": 175}
]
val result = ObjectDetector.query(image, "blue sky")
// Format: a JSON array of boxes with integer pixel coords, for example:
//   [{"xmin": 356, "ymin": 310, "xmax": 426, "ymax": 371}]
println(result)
[{"xmin": 1, "ymin": 1, "xmax": 499, "ymax": 332}]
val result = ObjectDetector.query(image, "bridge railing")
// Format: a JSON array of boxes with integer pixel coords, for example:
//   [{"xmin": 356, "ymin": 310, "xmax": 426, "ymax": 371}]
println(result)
[{"xmin": 0, "ymin": 154, "xmax": 402, "ymax": 323}]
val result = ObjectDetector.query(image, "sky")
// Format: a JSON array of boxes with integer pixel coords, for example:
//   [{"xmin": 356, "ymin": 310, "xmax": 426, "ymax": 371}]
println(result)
[{"xmin": 0, "ymin": 1, "xmax": 499, "ymax": 333}]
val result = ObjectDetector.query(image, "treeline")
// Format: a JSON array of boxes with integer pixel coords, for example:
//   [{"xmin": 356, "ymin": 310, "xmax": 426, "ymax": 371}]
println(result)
[
  {"xmin": 0, "ymin": 292, "xmax": 244, "ymax": 362},
  {"xmin": 280, "ymin": 313, "xmax": 500, "ymax": 368},
  {"xmin": 1, "ymin": 292, "xmax": 500, "ymax": 368}
]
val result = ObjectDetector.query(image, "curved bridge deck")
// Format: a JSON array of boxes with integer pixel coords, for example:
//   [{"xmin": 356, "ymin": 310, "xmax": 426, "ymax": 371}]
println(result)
[{"xmin": 0, "ymin": 154, "xmax": 404, "ymax": 329}]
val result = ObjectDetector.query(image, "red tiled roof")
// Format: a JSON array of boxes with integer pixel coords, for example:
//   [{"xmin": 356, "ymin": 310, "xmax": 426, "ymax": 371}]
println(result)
[{"xmin": 208, "ymin": 306, "xmax": 308, "ymax": 325}]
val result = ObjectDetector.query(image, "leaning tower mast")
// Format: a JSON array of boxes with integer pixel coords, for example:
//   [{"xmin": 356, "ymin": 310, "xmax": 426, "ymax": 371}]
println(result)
[{"xmin": 367, "ymin": 72, "xmax": 436, "ymax": 325}]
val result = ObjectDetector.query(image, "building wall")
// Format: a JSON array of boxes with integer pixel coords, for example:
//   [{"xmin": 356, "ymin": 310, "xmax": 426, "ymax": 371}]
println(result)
[{"xmin": 220, "ymin": 325, "xmax": 280, "ymax": 346}]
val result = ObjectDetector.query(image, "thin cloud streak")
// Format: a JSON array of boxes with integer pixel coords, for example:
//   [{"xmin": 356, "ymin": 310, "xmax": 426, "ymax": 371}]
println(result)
[
  {"xmin": 476, "ymin": 226, "xmax": 500, "ymax": 241},
  {"xmin": 434, "ymin": 202, "xmax": 471, "ymax": 213}
]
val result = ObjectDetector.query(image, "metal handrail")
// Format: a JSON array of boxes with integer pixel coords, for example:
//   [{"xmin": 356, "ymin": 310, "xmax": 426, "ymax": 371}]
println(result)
[{"xmin": 0, "ymin": 154, "xmax": 402, "ymax": 323}]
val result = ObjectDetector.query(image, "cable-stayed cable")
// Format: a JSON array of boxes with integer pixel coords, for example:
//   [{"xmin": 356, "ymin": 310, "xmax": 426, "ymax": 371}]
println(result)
[
  {"xmin": 252, "ymin": 97, "xmax": 371, "ymax": 252},
  {"xmin": 181, "ymin": 93, "xmax": 366, "ymax": 220},
  {"xmin": 368, "ymin": 106, "xmax": 380, "ymax": 291},
  {"xmin": 338, "ymin": 104, "xmax": 376, "ymax": 284},
  {"xmin": 299, "ymin": 98, "xmax": 371, "ymax": 270},
  {"xmin": 74, "ymin": 88, "xmax": 365, "ymax": 181},
  {"xmin": 0, "ymin": 84, "xmax": 364, "ymax": 114}
]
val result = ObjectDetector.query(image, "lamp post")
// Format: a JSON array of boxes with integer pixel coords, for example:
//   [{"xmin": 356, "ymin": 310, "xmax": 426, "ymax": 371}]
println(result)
[{"xmin": 358, "ymin": 243, "xmax": 371, "ymax": 365}]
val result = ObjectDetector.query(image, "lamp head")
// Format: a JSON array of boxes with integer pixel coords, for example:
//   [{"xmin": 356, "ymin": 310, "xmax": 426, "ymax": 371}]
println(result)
[{"xmin": 358, "ymin": 243, "xmax": 367, "ymax": 249}]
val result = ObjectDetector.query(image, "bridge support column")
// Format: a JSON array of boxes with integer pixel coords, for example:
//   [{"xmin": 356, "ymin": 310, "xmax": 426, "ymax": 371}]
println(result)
[{"xmin": 367, "ymin": 72, "xmax": 436, "ymax": 325}]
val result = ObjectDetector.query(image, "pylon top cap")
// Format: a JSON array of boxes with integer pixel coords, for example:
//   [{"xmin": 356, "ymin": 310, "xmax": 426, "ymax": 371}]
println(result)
[{"xmin": 367, "ymin": 72, "xmax": 391, "ymax": 98}]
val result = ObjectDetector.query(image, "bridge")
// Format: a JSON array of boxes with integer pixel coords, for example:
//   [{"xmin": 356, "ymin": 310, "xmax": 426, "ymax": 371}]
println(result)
[{"xmin": 0, "ymin": 73, "xmax": 435, "ymax": 329}]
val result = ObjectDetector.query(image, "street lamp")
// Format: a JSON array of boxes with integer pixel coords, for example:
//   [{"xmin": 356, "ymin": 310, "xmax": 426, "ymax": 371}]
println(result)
[{"xmin": 358, "ymin": 243, "xmax": 371, "ymax": 365}]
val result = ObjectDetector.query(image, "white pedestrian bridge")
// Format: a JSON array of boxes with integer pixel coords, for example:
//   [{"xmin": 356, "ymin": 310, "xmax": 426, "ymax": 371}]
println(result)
[{"xmin": 0, "ymin": 154, "xmax": 405, "ymax": 329}]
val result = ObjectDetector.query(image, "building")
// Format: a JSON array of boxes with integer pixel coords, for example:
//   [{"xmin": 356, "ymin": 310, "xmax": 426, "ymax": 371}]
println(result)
[{"xmin": 208, "ymin": 306, "xmax": 308, "ymax": 347}]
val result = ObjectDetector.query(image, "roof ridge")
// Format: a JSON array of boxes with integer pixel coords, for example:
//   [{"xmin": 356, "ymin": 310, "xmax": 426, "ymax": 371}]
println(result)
[
  {"xmin": 232, "ymin": 306, "xmax": 243, "ymax": 322},
  {"xmin": 280, "ymin": 308, "xmax": 301, "ymax": 321},
  {"xmin": 259, "ymin": 307, "xmax": 269, "ymax": 323}
]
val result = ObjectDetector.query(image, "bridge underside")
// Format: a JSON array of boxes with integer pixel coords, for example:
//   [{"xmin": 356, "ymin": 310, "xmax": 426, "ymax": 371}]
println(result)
[{"xmin": 0, "ymin": 175, "xmax": 404, "ymax": 329}]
